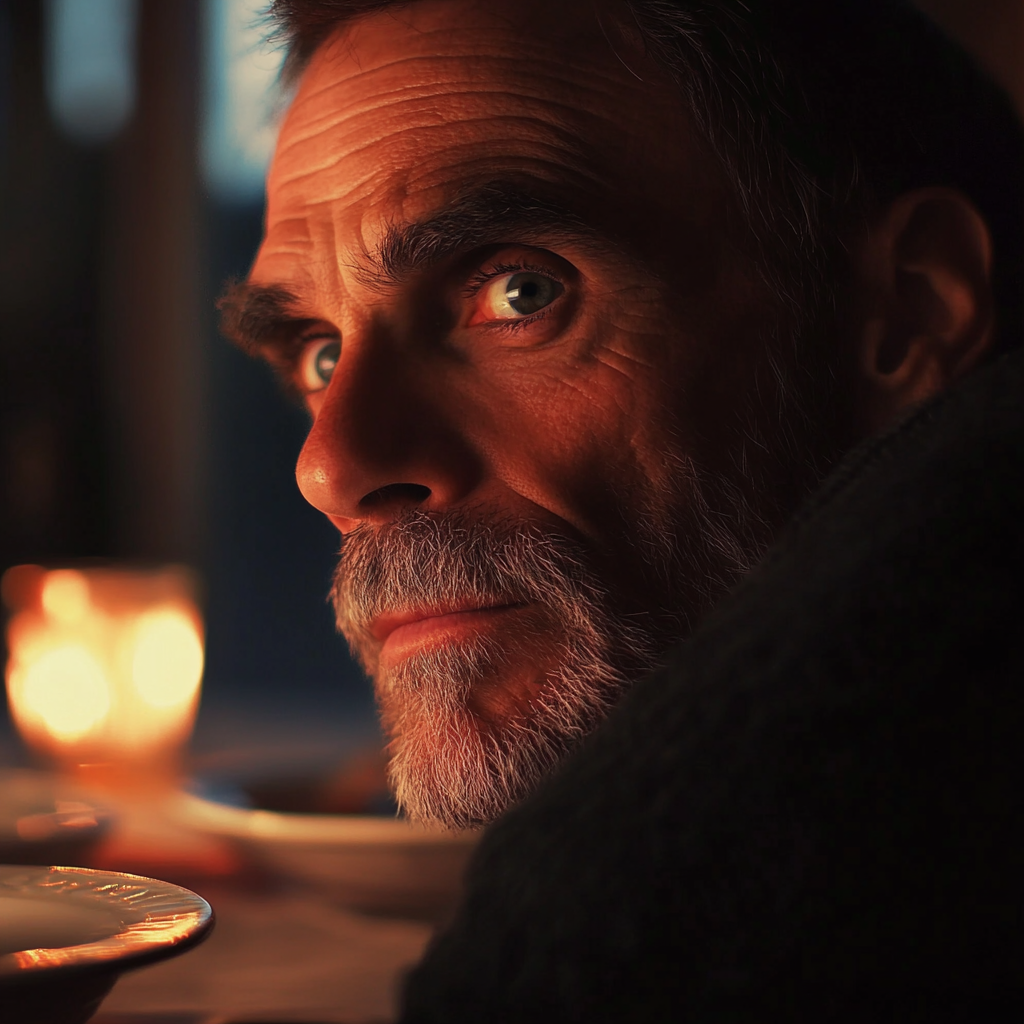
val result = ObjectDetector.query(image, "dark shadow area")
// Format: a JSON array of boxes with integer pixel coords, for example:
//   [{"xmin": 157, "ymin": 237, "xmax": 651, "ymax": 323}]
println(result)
[{"xmin": 197, "ymin": 198, "xmax": 378, "ymax": 759}]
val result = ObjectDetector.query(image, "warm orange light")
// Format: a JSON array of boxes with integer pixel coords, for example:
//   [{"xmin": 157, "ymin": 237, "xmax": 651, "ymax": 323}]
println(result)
[
  {"xmin": 16, "ymin": 644, "xmax": 112, "ymax": 741},
  {"xmin": 40, "ymin": 570, "xmax": 91, "ymax": 624},
  {"xmin": 3, "ymin": 565, "xmax": 203, "ymax": 767},
  {"xmin": 131, "ymin": 608, "xmax": 204, "ymax": 710}
]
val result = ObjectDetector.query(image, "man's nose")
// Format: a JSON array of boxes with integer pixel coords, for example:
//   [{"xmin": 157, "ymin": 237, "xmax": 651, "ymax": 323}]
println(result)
[{"xmin": 295, "ymin": 336, "xmax": 481, "ymax": 531}]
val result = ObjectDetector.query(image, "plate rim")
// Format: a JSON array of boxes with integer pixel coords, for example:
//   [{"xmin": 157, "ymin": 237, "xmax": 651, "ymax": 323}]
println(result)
[{"xmin": 0, "ymin": 865, "xmax": 214, "ymax": 980}]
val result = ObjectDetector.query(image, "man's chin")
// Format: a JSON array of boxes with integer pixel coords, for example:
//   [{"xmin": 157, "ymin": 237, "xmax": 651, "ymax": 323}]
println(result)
[
  {"xmin": 383, "ymin": 699, "xmax": 572, "ymax": 830},
  {"xmin": 374, "ymin": 639, "xmax": 553, "ymax": 827},
  {"xmin": 374, "ymin": 632, "xmax": 640, "ymax": 830}
]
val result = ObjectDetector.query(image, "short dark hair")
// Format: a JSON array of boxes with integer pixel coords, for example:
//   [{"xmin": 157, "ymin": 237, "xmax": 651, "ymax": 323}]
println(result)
[{"xmin": 267, "ymin": 0, "xmax": 1024, "ymax": 352}]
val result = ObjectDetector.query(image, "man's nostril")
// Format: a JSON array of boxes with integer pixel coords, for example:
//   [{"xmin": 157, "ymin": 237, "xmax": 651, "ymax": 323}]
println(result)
[{"xmin": 359, "ymin": 483, "xmax": 431, "ymax": 510}]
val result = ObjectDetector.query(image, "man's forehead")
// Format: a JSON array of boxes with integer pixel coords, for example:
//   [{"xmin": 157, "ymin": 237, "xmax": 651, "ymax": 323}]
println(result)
[
  {"xmin": 265, "ymin": 2, "xmax": 693, "ymax": 214},
  {"xmin": 286, "ymin": 0, "xmax": 638, "ymax": 114},
  {"xmin": 252, "ymin": 0, "xmax": 720, "ymax": 303}
]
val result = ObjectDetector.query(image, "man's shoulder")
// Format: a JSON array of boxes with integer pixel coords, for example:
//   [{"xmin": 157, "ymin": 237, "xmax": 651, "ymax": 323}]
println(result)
[{"xmin": 399, "ymin": 346, "xmax": 1024, "ymax": 1023}]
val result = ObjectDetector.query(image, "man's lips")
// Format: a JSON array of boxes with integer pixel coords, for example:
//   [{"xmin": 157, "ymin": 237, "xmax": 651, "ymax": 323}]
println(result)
[{"xmin": 371, "ymin": 603, "xmax": 527, "ymax": 661}]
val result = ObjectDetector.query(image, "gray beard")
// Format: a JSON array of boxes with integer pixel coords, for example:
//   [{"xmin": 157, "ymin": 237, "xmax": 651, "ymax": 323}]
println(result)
[{"xmin": 330, "ymin": 451, "xmax": 774, "ymax": 830}]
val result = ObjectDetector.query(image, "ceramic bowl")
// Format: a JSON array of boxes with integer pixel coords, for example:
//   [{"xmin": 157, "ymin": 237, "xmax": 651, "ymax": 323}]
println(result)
[
  {"xmin": 172, "ymin": 788, "xmax": 477, "ymax": 921},
  {"xmin": 0, "ymin": 770, "xmax": 113, "ymax": 867},
  {"xmin": 0, "ymin": 864, "xmax": 213, "ymax": 1024}
]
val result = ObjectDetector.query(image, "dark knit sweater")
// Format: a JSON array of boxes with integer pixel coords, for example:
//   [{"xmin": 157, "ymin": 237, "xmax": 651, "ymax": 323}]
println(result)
[{"xmin": 400, "ymin": 347, "xmax": 1024, "ymax": 1022}]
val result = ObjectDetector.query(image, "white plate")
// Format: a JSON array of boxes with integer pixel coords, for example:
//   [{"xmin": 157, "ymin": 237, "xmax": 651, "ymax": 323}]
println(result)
[{"xmin": 0, "ymin": 865, "xmax": 213, "ymax": 1024}]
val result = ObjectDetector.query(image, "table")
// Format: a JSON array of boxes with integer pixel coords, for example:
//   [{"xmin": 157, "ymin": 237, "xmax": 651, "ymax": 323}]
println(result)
[
  {"xmin": 2, "ymin": 709, "xmax": 437, "ymax": 1022},
  {"xmin": 72, "ymin": 779, "xmax": 435, "ymax": 1024},
  {"xmin": 93, "ymin": 883, "xmax": 433, "ymax": 1023}
]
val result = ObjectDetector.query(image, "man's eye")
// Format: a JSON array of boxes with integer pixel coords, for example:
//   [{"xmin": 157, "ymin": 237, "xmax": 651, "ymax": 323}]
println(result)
[
  {"xmin": 480, "ymin": 271, "xmax": 564, "ymax": 320},
  {"xmin": 299, "ymin": 338, "xmax": 341, "ymax": 392}
]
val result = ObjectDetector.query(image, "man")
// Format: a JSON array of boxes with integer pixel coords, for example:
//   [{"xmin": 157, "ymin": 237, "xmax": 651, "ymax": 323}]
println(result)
[
  {"xmin": 221, "ymin": 0, "xmax": 1024, "ymax": 1015},
  {"xmin": 220, "ymin": 0, "xmax": 1022, "ymax": 835}
]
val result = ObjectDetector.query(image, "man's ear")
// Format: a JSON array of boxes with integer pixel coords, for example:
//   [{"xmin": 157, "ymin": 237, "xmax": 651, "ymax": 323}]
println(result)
[{"xmin": 853, "ymin": 187, "xmax": 994, "ymax": 434}]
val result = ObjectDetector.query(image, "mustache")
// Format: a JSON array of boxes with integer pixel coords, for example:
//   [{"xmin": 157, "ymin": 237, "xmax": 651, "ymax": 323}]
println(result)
[{"xmin": 330, "ymin": 509, "xmax": 619, "ymax": 663}]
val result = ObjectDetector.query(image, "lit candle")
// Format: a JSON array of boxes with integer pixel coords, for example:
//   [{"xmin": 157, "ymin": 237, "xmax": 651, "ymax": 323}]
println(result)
[{"xmin": 2, "ymin": 565, "xmax": 204, "ymax": 779}]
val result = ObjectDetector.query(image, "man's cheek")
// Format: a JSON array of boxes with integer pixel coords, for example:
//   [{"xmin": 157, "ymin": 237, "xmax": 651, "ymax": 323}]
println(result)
[{"xmin": 505, "ymin": 366, "xmax": 662, "ymax": 491}]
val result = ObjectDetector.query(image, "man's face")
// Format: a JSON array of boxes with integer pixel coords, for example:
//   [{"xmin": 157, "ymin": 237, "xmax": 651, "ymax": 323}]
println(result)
[{"xmin": 242, "ymin": 0, "xmax": 837, "ymax": 826}]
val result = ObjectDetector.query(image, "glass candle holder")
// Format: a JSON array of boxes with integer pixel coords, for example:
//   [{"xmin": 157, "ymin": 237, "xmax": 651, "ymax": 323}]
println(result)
[{"xmin": 2, "ymin": 564, "xmax": 203, "ymax": 779}]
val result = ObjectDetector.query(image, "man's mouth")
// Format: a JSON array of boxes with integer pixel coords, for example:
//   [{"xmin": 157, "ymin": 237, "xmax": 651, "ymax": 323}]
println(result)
[{"xmin": 371, "ymin": 602, "xmax": 528, "ymax": 664}]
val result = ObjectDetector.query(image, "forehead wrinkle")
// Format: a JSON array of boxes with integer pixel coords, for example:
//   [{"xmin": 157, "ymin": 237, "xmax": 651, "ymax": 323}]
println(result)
[
  {"xmin": 305, "ymin": 203, "xmax": 351, "ymax": 303},
  {"xmin": 271, "ymin": 41, "xmax": 686, "ymax": 211},
  {"xmin": 333, "ymin": 116, "xmax": 594, "ymax": 176},
  {"xmin": 288, "ymin": 91, "xmax": 629, "ymax": 152},
  {"xmin": 275, "ymin": 84, "xmax": 617, "ymax": 176},
  {"xmin": 271, "ymin": 119, "xmax": 602, "ymax": 208},
  {"xmin": 330, "ymin": 197, "xmax": 376, "ymax": 293},
  {"xmin": 256, "ymin": 215, "xmax": 349, "ymax": 305},
  {"xmin": 286, "ymin": 66, "xmax": 651, "ymax": 151},
  {"xmin": 310, "ymin": 53, "xmax": 649, "ymax": 111},
  {"xmin": 284, "ymin": 28, "xmax": 669, "ymax": 144},
  {"xmin": 260, "ymin": 213, "xmax": 314, "ymax": 252}
]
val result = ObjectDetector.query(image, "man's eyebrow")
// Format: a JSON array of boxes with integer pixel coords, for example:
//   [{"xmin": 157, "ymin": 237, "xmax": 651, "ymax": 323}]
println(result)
[
  {"xmin": 217, "ymin": 183, "xmax": 612, "ymax": 362},
  {"xmin": 365, "ymin": 181, "xmax": 600, "ymax": 286},
  {"xmin": 217, "ymin": 278, "xmax": 313, "ymax": 361}
]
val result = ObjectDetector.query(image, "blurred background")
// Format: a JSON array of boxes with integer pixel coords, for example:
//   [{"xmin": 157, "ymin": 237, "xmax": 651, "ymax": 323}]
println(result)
[
  {"xmin": 0, "ymin": 0, "xmax": 1022, "ymax": 771},
  {"xmin": 0, "ymin": 0, "xmax": 380, "ymax": 775}
]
